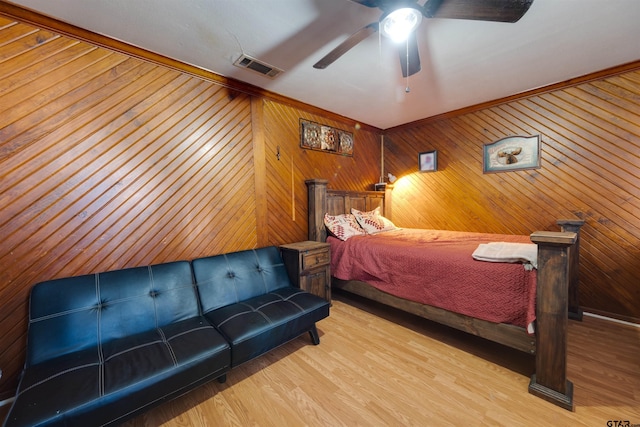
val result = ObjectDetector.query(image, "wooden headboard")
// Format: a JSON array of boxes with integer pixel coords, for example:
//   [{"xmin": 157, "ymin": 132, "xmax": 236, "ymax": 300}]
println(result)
[{"xmin": 306, "ymin": 178, "xmax": 393, "ymax": 242}]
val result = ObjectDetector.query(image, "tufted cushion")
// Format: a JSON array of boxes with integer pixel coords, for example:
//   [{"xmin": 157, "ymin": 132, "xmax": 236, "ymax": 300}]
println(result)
[
  {"xmin": 27, "ymin": 261, "xmax": 202, "ymax": 365},
  {"xmin": 192, "ymin": 247, "xmax": 330, "ymax": 367},
  {"xmin": 192, "ymin": 246, "xmax": 293, "ymax": 312},
  {"xmin": 7, "ymin": 261, "xmax": 231, "ymax": 427},
  {"xmin": 7, "ymin": 248, "xmax": 330, "ymax": 426},
  {"xmin": 7, "ymin": 317, "xmax": 229, "ymax": 427},
  {"xmin": 205, "ymin": 287, "xmax": 329, "ymax": 366}
]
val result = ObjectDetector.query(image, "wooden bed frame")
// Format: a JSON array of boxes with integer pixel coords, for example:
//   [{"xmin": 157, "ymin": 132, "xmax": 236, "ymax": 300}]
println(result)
[{"xmin": 306, "ymin": 178, "xmax": 584, "ymax": 411}]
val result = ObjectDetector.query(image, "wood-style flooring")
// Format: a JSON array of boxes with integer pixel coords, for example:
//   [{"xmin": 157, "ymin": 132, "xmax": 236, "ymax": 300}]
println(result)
[
  {"xmin": 123, "ymin": 290, "xmax": 639, "ymax": 426},
  {"xmin": 3, "ymin": 290, "xmax": 639, "ymax": 426}
]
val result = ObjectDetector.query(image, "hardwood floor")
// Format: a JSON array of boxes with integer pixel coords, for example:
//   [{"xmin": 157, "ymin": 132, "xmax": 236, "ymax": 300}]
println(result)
[
  {"xmin": 3, "ymin": 290, "xmax": 638, "ymax": 426},
  {"xmin": 120, "ymin": 290, "xmax": 640, "ymax": 426}
]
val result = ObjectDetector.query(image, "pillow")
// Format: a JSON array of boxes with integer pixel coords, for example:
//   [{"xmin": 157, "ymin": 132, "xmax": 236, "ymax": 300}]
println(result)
[
  {"xmin": 351, "ymin": 207, "xmax": 397, "ymax": 234},
  {"xmin": 324, "ymin": 213, "xmax": 366, "ymax": 241}
]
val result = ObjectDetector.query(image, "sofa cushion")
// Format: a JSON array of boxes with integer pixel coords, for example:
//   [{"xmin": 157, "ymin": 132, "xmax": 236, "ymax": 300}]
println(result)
[
  {"xmin": 192, "ymin": 247, "xmax": 293, "ymax": 312},
  {"xmin": 6, "ymin": 260, "xmax": 225, "ymax": 427},
  {"xmin": 7, "ymin": 248, "xmax": 330, "ymax": 426},
  {"xmin": 27, "ymin": 261, "xmax": 201, "ymax": 366},
  {"xmin": 204, "ymin": 286, "xmax": 329, "ymax": 366},
  {"xmin": 5, "ymin": 316, "xmax": 230, "ymax": 427}
]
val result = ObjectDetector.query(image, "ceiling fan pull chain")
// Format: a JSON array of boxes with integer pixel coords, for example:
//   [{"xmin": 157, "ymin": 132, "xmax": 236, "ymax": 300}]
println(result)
[
  {"xmin": 405, "ymin": 38, "xmax": 410, "ymax": 93},
  {"xmin": 378, "ymin": 23, "xmax": 383, "ymax": 61}
]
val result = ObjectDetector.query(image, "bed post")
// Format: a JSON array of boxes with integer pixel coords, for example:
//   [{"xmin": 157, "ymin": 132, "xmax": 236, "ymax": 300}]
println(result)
[
  {"xmin": 557, "ymin": 219, "xmax": 585, "ymax": 321},
  {"xmin": 528, "ymin": 230, "xmax": 578, "ymax": 411},
  {"xmin": 306, "ymin": 178, "xmax": 328, "ymax": 242}
]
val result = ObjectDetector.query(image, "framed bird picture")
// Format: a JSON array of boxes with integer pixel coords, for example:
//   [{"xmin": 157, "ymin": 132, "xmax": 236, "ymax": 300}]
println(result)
[{"xmin": 483, "ymin": 135, "xmax": 541, "ymax": 173}]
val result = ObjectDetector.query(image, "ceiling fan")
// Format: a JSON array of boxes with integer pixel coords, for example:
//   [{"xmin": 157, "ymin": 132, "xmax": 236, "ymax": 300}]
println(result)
[{"xmin": 313, "ymin": 0, "xmax": 535, "ymax": 78}]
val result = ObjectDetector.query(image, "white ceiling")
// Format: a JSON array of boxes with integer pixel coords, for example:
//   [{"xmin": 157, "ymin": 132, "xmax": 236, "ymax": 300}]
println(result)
[{"xmin": 7, "ymin": 0, "xmax": 640, "ymax": 129}]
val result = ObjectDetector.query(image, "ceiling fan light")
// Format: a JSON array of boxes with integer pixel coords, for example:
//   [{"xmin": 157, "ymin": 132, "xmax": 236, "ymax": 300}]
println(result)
[{"xmin": 380, "ymin": 7, "xmax": 422, "ymax": 43}]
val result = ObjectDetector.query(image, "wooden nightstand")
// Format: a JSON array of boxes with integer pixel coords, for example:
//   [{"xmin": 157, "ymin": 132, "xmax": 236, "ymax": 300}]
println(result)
[{"xmin": 280, "ymin": 241, "xmax": 331, "ymax": 303}]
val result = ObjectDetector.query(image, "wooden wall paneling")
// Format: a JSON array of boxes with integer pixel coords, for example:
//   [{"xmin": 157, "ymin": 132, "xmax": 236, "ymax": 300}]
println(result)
[
  {"xmin": 420, "ymin": 121, "xmax": 514, "ymax": 231},
  {"xmin": 0, "ymin": 8, "xmax": 378, "ymax": 401},
  {"xmin": 0, "ymin": 27, "xmax": 61, "ymax": 65},
  {"xmin": 496, "ymin": 100, "xmax": 634, "ymax": 315},
  {"xmin": 453, "ymin": 114, "xmax": 557, "ymax": 228},
  {"xmin": 2, "ymin": 67, "xmax": 187, "ymax": 281},
  {"xmin": 512, "ymin": 91, "xmax": 640, "ymax": 317},
  {"xmin": 252, "ymin": 97, "xmax": 268, "ymax": 248},
  {"xmin": 262, "ymin": 100, "xmax": 381, "ymax": 247},
  {"xmin": 0, "ymin": 36, "xmax": 90, "ymax": 92},
  {"xmin": 387, "ymin": 118, "xmax": 540, "ymax": 234},
  {"xmin": 504, "ymin": 99, "xmax": 637, "ymax": 233},
  {"xmin": 385, "ymin": 130, "xmax": 453, "ymax": 228},
  {"xmin": 110, "ymin": 92, "xmax": 255, "ymax": 265},
  {"xmin": 476, "ymin": 112, "xmax": 587, "ymax": 224},
  {"xmin": 386, "ymin": 69, "xmax": 640, "ymax": 322},
  {"xmin": 263, "ymin": 99, "xmax": 305, "ymax": 245},
  {"xmin": 0, "ymin": 4, "xmax": 637, "ymax": 408},
  {"xmin": 0, "ymin": 18, "xmax": 262, "ymax": 398},
  {"xmin": 109, "ymin": 89, "xmax": 254, "ymax": 264},
  {"xmin": 0, "ymin": 16, "xmax": 31, "ymax": 39},
  {"xmin": 1, "ymin": 65, "xmax": 170, "ymax": 306}
]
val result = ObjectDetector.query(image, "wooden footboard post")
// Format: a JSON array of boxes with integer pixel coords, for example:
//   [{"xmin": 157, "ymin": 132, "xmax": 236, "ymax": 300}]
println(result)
[
  {"xmin": 528, "ymin": 231, "xmax": 578, "ymax": 411},
  {"xmin": 557, "ymin": 219, "xmax": 585, "ymax": 321},
  {"xmin": 306, "ymin": 179, "xmax": 328, "ymax": 242}
]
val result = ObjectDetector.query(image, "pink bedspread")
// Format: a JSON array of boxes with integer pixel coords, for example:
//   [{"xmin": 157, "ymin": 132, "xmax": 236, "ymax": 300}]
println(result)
[{"xmin": 329, "ymin": 228, "xmax": 537, "ymax": 329}]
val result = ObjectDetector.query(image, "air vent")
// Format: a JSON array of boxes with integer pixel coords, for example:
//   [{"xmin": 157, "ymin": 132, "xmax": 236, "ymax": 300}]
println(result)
[{"xmin": 233, "ymin": 54, "xmax": 283, "ymax": 78}]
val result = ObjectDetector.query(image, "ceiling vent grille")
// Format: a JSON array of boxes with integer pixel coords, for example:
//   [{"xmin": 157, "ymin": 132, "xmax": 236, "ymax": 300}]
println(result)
[{"xmin": 233, "ymin": 54, "xmax": 283, "ymax": 78}]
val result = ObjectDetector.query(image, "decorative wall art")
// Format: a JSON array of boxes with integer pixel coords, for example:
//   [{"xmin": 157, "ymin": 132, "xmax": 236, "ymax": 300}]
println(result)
[
  {"xmin": 483, "ymin": 135, "xmax": 541, "ymax": 173},
  {"xmin": 419, "ymin": 150, "xmax": 438, "ymax": 172},
  {"xmin": 300, "ymin": 119, "xmax": 354, "ymax": 156}
]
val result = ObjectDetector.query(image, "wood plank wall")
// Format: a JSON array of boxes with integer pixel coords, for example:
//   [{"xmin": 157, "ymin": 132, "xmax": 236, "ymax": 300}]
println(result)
[
  {"xmin": 262, "ymin": 99, "xmax": 381, "ymax": 245},
  {"xmin": 1, "ymin": 4, "xmax": 638, "ymax": 404},
  {"xmin": 0, "ymin": 18, "xmax": 380, "ymax": 399},
  {"xmin": 384, "ymin": 70, "xmax": 640, "ymax": 324}
]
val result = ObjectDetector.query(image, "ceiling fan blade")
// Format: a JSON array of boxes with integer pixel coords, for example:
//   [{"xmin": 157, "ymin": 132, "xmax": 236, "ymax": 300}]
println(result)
[
  {"xmin": 399, "ymin": 32, "xmax": 421, "ymax": 78},
  {"xmin": 313, "ymin": 23, "xmax": 378, "ymax": 70},
  {"xmin": 423, "ymin": 0, "xmax": 534, "ymax": 23},
  {"xmin": 347, "ymin": 0, "xmax": 380, "ymax": 7}
]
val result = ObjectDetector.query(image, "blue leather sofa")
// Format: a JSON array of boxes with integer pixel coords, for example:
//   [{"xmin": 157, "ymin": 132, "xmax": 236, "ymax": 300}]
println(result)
[{"xmin": 3, "ymin": 246, "xmax": 330, "ymax": 427}]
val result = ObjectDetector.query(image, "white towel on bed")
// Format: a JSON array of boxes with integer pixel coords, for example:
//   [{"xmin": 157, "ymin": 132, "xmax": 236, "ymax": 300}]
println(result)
[{"xmin": 472, "ymin": 242, "xmax": 538, "ymax": 270}]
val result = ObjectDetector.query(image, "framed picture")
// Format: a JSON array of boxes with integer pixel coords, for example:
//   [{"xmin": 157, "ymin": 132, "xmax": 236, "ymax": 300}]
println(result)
[
  {"xmin": 483, "ymin": 135, "xmax": 541, "ymax": 173},
  {"xmin": 419, "ymin": 150, "xmax": 437, "ymax": 172},
  {"xmin": 299, "ymin": 119, "xmax": 353, "ymax": 156}
]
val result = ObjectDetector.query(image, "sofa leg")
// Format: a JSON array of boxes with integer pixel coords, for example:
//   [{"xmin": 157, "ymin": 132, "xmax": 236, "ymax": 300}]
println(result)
[
  {"xmin": 217, "ymin": 374, "xmax": 227, "ymax": 384},
  {"xmin": 308, "ymin": 325, "xmax": 320, "ymax": 345}
]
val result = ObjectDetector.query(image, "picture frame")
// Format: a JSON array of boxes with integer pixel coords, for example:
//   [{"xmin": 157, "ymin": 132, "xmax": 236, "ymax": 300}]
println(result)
[
  {"xmin": 419, "ymin": 150, "xmax": 437, "ymax": 172},
  {"xmin": 299, "ymin": 119, "xmax": 353, "ymax": 156},
  {"xmin": 483, "ymin": 135, "xmax": 541, "ymax": 173}
]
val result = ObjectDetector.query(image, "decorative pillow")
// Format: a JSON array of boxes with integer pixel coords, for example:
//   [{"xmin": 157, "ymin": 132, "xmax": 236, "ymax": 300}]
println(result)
[
  {"xmin": 351, "ymin": 207, "xmax": 397, "ymax": 234},
  {"xmin": 324, "ymin": 213, "xmax": 366, "ymax": 241}
]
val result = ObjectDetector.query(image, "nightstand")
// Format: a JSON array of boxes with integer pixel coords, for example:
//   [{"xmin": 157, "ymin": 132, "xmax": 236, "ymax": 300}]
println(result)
[{"xmin": 280, "ymin": 241, "xmax": 331, "ymax": 303}]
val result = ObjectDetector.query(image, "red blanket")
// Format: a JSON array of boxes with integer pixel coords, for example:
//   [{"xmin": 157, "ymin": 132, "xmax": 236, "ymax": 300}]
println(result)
[{"xmin": 328, "ymin": 229, "xmax": 537, "ymax": 329}]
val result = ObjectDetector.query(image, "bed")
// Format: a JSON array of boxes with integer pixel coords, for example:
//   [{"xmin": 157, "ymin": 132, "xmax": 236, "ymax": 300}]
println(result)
[{"xmin": 306, "ymin": 178, "xmax": 584, "ymax": 411}]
